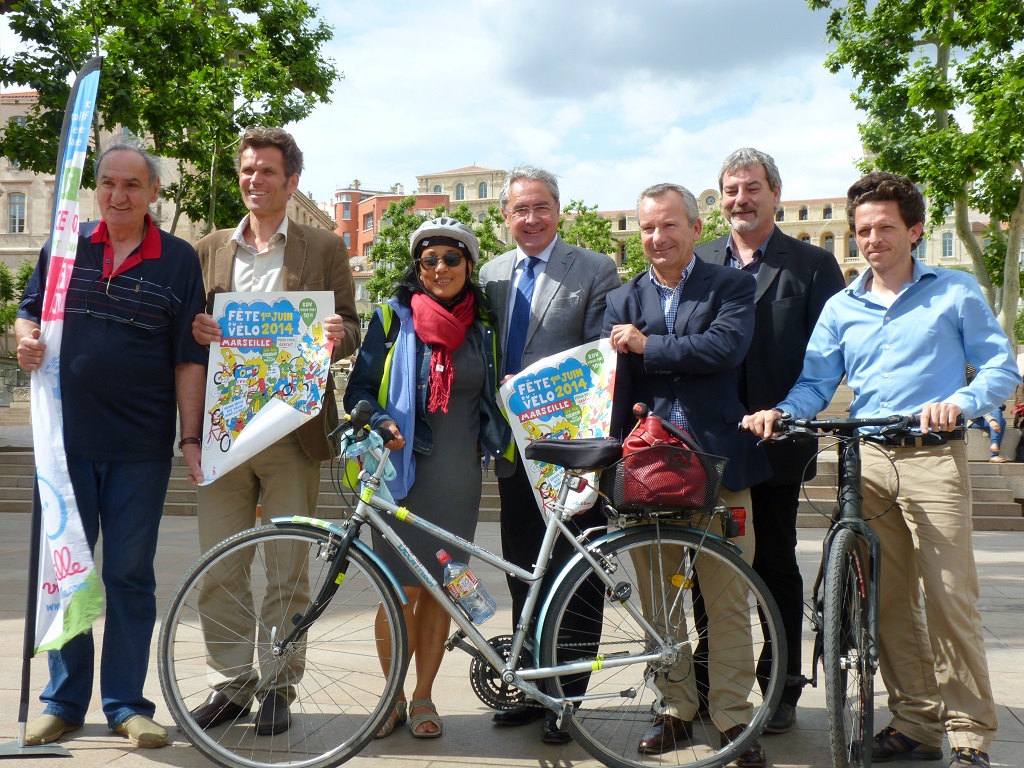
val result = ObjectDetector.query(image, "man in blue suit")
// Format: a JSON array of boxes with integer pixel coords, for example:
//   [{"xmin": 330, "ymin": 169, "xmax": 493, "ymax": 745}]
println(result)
[{"xmin": 604, "ymin": 183, "xmax": 771, "ymax": 768}]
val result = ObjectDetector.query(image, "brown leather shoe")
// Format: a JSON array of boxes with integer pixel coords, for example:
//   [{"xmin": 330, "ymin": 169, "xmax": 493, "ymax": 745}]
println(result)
[
  {"xmin": 255, "ymin": 692, "xmax": 290, "ymax": 735},
  {"xmin": 719, "ymin": 724, "xmax": 767, "ymax": 768},
  {"xmin": 637, "ymin": 714, "xmax": 693, "ymax": 754},
  {"xmin": 189, "ymin": 690, "xmax": 251, "ymax": 730}
]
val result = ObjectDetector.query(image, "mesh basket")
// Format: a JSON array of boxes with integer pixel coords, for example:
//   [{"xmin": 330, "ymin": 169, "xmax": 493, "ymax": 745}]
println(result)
[{"xmin": 600, "ymin": 443, "xmax": 728, "ymax": 516}]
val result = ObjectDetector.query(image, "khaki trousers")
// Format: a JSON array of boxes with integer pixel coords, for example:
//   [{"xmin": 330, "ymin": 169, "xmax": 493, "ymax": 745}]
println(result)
[
  {"xmin": 195, "ymin": 433, "xmax": 322, "ymax": 704},
  {"xmin": 630, "ymin": 487, "xmax": 755, "ymax": 732},
  {"xmin": 862, "ymin": 440, "xmax": 996, "ymax": 752}
]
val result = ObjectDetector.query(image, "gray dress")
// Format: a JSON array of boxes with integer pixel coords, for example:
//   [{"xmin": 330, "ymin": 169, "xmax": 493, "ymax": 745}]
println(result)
[{"xmin": 372, "ymin": 324, "xmax": 485, "ymax": 586}]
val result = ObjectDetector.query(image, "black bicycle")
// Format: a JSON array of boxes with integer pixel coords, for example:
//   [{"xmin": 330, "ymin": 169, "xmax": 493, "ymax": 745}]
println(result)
[{"xmin": 759, "ymin": 413, "xmax": 962, "ymax": 768}]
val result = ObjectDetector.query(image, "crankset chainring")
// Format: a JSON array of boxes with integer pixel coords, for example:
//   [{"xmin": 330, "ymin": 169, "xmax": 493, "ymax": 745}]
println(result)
[{"xmin": 469, "ymin": 634, "xmax": 530, "ymax": 711}]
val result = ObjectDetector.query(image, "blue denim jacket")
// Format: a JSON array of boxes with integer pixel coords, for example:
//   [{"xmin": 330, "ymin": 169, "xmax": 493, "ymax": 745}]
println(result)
[{"xmin": 343, "ymin": 300, "xmax": 510, "ymax": 497}]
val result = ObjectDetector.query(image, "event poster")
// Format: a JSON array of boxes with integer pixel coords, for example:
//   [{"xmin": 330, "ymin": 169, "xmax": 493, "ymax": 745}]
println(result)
[
  {"xmin": 499, "ymin": 339, "xmax": 617, "ymax": 516},
  {"xmin": 200, "ymin": 291, "xmax": 334, "ymax": 484}
]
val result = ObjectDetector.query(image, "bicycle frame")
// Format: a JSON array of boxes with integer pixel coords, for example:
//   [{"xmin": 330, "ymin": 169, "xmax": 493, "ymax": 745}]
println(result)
[
  {"xmin": 812, "ymin": 431, "xmax": 881, "ymax": 682},
  {"xmin": 281, "ymin": 437, "xmax": 693, "ymax": 714}
]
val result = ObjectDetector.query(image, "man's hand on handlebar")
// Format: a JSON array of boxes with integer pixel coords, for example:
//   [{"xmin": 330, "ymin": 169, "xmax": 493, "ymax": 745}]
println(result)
[
  {"xmin": 918, "ymin": 402, "xmax": 962, "ymax": 434},
  {"xmin": 742, "ymin": 409, "xmax": 785, "ymax": 439}
]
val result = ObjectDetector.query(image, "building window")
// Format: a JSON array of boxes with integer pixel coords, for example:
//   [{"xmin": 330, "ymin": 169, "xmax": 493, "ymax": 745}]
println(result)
[
  {"xmin": 942, "ymin": 232, "xmax": 954, "ymax": 259},
  {"xmin": 338, "ymin": 193, "xmax": 351, "ymax": 202},
  {"xmin": 823, "ymin": 205, "xmax": 833, "ymax": 220},
  {"xmin": 912, "ymin": 238, "xmax": 926, "ymax": 260},
  {"xmin": 478, "ymin": 182, "xmax": 487, "ymax": 199},
  {"xmin": 433, "ymin": 184, "xmax": 442, "ymax": 194},
  {"xmin": 342, "ymin": 202, "xmax": 351, "ymax": 220},
  {"xmin": 775, "ymin": 209, "xmax": 784, "ymax": 222},
  {"xmin": 363, "ymin": 212, "xmax": 374, "ymax": 231},
  {"xmin": 823, "ymin": 234, "xmax": 834, "ymax": 253},
  {"xmin": 799, "ymin": 234, "xmax": 810, "ymax": 243},
  {"xmin": 8, "ymin": 192, "xmax": 26, "ymax": 233},
  {"xmin": 455, "ymin": 183, "xmax": 465, "ymax": 201},
  {"xmin": 799, "ymin": 206, "xmax": 808, "ymax": 221},
  {"xmin": 847, "ymin": 234, "xmax": 857, "ymax": 258},
  {"xmin": 363, "ymin": 242, "xmax": 372, "ymax": 257},
  {"xmin": 343, "ymin": 232, "xmax": 351, "ymax": 248},
  {"xmin": 356, "ymin": 283, "xmax": 367, "ymax": 300},
  {"xmin": 478, "ymin": 212, "xmax": 486, "ymax": 222}
]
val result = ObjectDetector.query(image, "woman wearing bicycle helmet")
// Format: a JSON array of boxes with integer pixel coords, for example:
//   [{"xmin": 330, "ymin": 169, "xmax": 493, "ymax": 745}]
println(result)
[{"xmin": 344, "ymin": 217, "xmax": 510, "ymax": 739}]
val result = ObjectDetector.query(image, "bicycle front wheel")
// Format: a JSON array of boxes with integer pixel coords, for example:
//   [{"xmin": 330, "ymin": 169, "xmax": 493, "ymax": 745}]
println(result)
[
  {"xmin": 538, "ymin": 524, "xmax": 785, "ymax": 768},
  {"xmin": 159, "ymin": 523, "xmax": 409, "ymax": 768},
  {"xmin": 823, "ymin": 526, "xmax": 873, "ymax": 768}
]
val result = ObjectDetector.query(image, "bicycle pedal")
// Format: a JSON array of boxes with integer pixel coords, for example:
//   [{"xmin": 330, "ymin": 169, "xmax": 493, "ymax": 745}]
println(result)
[{"xmin": 444, "ymin": 629, "xmax": 467, "ymax": 653}]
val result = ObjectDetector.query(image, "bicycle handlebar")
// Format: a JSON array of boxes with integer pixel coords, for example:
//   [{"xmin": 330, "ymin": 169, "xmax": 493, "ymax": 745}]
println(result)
[
  {"xmin": 329, "ymin": 400, "xmax": 395, "ymax": 446},
  {"xmin": 740, "ymin": 411, "xmax": 964, "ymax": 443}
]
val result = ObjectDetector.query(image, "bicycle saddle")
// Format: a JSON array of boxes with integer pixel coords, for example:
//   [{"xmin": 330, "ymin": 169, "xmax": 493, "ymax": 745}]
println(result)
[{"xmin": 523, "ymin": 437, "xmax": 623, "ymax": 470}]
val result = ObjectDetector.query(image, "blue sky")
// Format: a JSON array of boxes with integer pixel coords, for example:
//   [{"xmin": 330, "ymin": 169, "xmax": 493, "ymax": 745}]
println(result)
[{"xmin": 3, "ymin": 0, "xmax": 867, "ymax": 211}]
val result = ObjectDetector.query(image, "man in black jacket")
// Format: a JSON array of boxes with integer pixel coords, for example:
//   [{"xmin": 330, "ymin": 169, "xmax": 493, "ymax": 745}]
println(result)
[{"xmin": 695, "ymin": 148, "xmax": 845, "ymax": 733}]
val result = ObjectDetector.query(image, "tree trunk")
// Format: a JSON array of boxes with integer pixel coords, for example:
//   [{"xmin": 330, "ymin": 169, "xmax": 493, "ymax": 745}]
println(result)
[{"xmin": 998, "ymin": 181, "xmax": 1024, "ymax": 341}]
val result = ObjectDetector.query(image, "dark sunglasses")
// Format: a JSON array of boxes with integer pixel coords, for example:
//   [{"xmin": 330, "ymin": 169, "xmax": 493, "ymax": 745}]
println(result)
[{"xmin": 417, "ymin": 252, "xmax": 465, "ymax": 270}]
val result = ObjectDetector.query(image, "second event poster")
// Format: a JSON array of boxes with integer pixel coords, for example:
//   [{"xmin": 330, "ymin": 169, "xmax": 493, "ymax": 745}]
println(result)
[{"xmin": 499, "ymin": 339, "xmax": 617, "ymax": 516}]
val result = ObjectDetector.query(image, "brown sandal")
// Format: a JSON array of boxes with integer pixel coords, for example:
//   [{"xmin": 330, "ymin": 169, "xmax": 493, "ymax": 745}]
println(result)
[{"xmin": 374, "ymin": 699, "xmax": 407, "ymax": 739}]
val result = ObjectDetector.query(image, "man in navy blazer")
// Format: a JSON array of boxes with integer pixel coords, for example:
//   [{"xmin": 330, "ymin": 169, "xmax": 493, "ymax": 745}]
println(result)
[
  {"xmin": 604, "ymin": 183, "xmax": 770, "ymax": 768},
  {"xmin": 479, "ymin": 165, "xmax": 620, "ymax": 744},
  {"xmin": 695, "ymin": 149, "xmax": 845, "ymax": 733}
]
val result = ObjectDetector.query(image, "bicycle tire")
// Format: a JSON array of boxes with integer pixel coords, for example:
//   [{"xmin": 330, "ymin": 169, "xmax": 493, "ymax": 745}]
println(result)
[
  {"xmin": 538, "ymin": 525, "xmax": 785, "ymax": 768},
  {"xmin": 158, "ymin": 523, "xmax": 409, "ymax": 768},
  {"xmin": 823, "ymin": 527, "xmax": 873, "ymax": 768}
]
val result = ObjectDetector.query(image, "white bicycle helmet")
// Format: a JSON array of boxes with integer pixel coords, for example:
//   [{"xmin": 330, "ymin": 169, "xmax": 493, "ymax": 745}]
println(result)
[{"xmin": 410, "ymin": 216, "xmax": 480, "ymax": 265}]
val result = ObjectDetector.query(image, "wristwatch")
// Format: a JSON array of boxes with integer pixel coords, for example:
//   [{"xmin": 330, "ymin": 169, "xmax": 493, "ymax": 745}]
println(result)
[{"xmin": 178, "ymin": 437, "xmax": 201, "ymax": 450}]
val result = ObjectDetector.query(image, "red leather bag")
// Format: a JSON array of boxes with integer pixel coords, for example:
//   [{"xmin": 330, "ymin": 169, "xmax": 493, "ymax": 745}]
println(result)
[{"xmin": 618, "ymin": 415, "xmax": 711, "ymax": 509}]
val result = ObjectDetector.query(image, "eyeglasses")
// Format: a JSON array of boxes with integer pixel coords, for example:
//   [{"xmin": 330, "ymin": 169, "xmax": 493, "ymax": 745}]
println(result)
[
  {"xmin": 85, "ymin": 274, "xmax": 143, "ymax": 325},
  {"xmin": 508, "ymin": 204, "xmax": 555, "ymax": 221},
  {"xmin": 417, "ymin": 252, "xmax": 465, "ymax": 270}
]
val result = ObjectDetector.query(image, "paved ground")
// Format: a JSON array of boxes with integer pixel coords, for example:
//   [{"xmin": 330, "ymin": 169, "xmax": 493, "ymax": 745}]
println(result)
[{"xmin": 1, "ymin": 512, "xmax": 1023, "ymax": 768}]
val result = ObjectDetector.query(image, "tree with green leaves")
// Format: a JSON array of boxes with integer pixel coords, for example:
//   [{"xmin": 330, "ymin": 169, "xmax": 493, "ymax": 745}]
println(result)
[
  {"xmin": 620, "ymin": 206, "xmax": 732, "ymax": 279},
  {"xmin": 0, "ymin": 0, "xmax": 339, "ymax": 234},
  {"xmin": 808, "ymin": 0, "xmax": 1024, "ymax": 338},
  {"xmin": 0, "ymin": 259, "xmax": 36, "ymax": 357},
  {"xmin": 364, "ymin": 198, "xmax": 508, "ymax": 303},
  {"xmin": 558, "ymin": 200, "xmax": 615, "ymax": 255}
]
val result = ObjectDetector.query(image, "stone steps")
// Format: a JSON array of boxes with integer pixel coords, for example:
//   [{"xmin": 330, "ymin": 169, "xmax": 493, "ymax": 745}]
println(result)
[{"xmin": 0, "ymin": 452, "xmax": 1019, "ymax": 529}]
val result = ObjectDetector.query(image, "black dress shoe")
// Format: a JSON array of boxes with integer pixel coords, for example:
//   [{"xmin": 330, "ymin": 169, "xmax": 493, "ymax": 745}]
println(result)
[
  {"xmin": 493, "ymin": 706, "xmax": 545, "ymax": 727},
  {"xmin": 189, "ymin": 691, "xmax": 251, "ymax": 730},
  {"xmin": 719, "ymin": 724, "xmax": 767, "ymax": 768},
  {"xmin": 763, "ymin": 702, "xmax": 796, "ymax": 735},
  {"xmin": 255, "ymin": 692, "xmax": 291, "ymax": 735},
  {"xmin": 541, "ymin": 712, "xmax": 571, "ymax": 744},
  {"xmin": 637, "ymin": 715, "xmax": 693, "ymax": 754}
]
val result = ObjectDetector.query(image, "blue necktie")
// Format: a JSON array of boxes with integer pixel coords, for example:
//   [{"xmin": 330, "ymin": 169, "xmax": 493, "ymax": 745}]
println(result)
[{"xmin": 505, "ymin": 257, "xmax": 539, "ymax": 375}]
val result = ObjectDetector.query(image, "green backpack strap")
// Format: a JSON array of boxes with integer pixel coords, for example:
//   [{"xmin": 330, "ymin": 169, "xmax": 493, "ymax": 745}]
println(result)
[{"xmin": 376, "ymin": 303, "xmax": 400, "ymax": 407}]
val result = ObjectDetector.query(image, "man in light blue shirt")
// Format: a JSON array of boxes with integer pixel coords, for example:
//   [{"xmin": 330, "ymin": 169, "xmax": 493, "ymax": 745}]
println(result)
[{"xmin": 745, "ymin": 172, "xmax": 1014, "ymax": 768}]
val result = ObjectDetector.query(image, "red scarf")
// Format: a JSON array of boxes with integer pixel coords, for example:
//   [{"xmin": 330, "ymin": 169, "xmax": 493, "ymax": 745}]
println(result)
[{"xmin": 410, "ymin": 291, "xmax": 476, "ymax": 413}]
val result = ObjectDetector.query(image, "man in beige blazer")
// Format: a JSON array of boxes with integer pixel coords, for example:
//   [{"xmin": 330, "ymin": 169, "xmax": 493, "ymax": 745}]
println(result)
[{"xmin": 188, "ymin": 127, "xmax": 360, "ymax": 735}]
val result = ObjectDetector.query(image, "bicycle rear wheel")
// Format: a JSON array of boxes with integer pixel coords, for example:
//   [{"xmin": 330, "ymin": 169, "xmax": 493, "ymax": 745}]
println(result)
[
  {"xmin": 159, "ymin": 523, "xmax": 409, "ymax": 768},
  {"xmin": 823, "ymin": 527, "xmax": 873, "ymax": 768},
  {"xmin": 538, "ymin": 524, "xmax": 785, "ymax": 768}
]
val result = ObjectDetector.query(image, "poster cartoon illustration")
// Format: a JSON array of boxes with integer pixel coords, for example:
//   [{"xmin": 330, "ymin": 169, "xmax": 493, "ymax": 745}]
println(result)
[
  {"xmin": 499, "ymin": 339, "xmax": 617, "ymax": 516},
  {"xmin": 200, "ymin": 291, "xmax": 334, "ymax": 484}
]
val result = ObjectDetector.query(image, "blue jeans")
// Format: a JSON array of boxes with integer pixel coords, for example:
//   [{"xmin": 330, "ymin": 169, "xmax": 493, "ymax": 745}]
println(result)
[
  {"xmin": 40, "ymin": 456, "xmax": 170, "ymax": 728},
  {"xmin": 968, "ymin": 409, "xmax": 1006, "ymax": 457}
]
